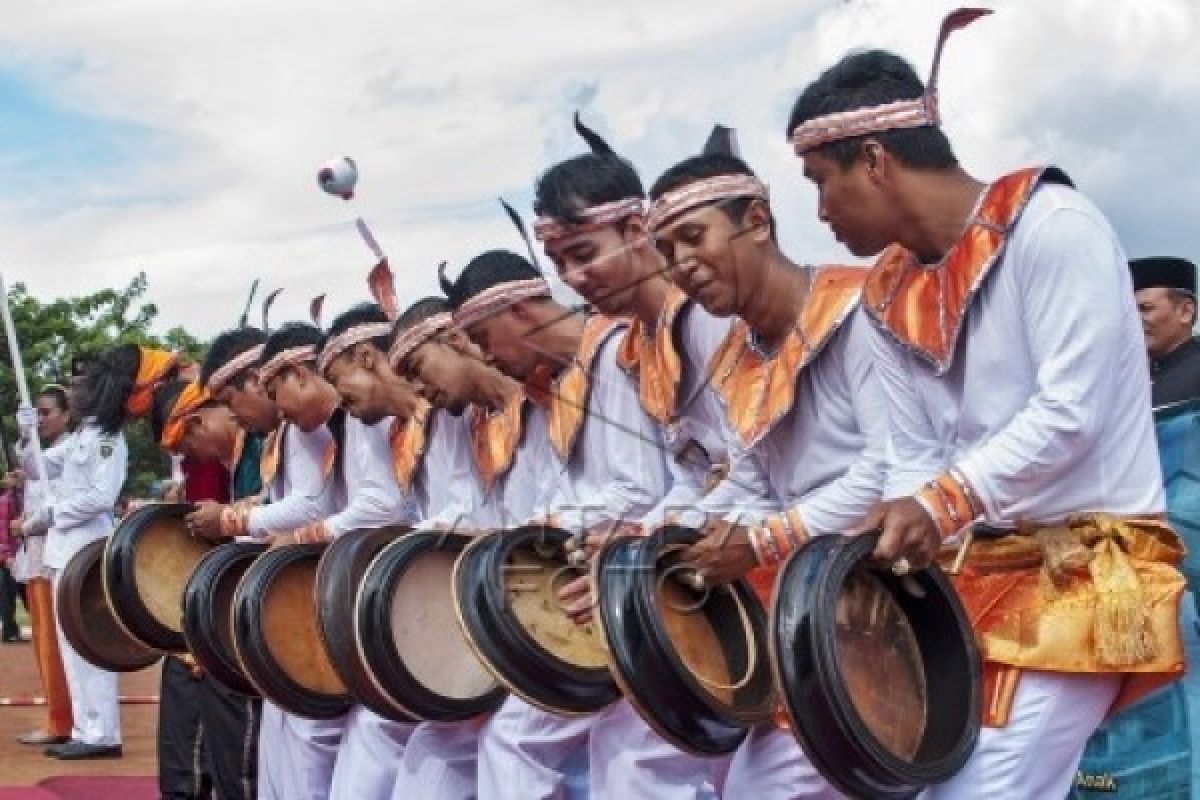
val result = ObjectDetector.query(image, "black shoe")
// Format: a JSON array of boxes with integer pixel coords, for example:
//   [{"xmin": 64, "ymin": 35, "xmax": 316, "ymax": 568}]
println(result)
[{"xmin": 46, "ymin": 741, "xmax": 123, "ymax": 760}]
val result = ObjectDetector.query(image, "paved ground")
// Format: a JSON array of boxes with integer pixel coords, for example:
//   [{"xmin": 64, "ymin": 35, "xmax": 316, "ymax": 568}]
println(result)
[{"xmin": 0, "ymin": 626, "xmax": 160, "ymax": 786}]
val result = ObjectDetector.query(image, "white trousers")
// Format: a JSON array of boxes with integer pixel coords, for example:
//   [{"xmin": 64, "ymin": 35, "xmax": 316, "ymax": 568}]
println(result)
[
  {"xmin": 476, "ymin": 696, "xmax": 593, "ymax": 800},
  {"xmin": 723, "ymin": 724, "xmax": 842, "ymax": 799},
  {"xmin": 256, "ymin": 701, "xmax": 347, "ymax": 800},
  {"xmin": 920, "ymin": 670, "xmax": 1120, "ymax": 800},
  {"xmin": 330, "ymin": 706, "xmax": 414, "ymax": 800},
  {"xmin": 588, "ymin": 700, "xmax": 724, "ymax": 799},
  {"xmin": 391, "ymin": 719, "xmax": 480, "ymax": 800},
  {"xmin": 49, "ymin": 566, "xmax": 120, "ymax": 746}
]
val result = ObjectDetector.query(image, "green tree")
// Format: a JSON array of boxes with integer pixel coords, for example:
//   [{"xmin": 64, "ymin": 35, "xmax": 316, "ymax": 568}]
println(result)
[{"xmin": 0, "ymin": 272, "xmax": 206, "ymax": 497}]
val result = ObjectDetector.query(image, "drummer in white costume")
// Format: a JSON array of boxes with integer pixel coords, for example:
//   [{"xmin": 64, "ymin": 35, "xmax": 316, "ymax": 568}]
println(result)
[
  {"xmin": 443, "ymin": 249, "xmax": 668, "ymax": 800},
  {"xmin": 528, "ymin": 116, "xmax": 739, "ymax": 799},
  {"xmin": 647, "ymin": 150, "xmax": 890, "ymax": 799},
  {"xmin": 191, "ymin": 323, "xmax": 342, "ymax": 800},
  {"xmin": 786, "ymin": 10, "xmax": 1186, "ymax": 797}
]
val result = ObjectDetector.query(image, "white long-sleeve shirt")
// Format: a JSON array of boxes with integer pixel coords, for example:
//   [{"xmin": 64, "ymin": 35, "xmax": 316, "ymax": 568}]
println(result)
[
  {"xmin": 546, "ymin": 331, "xmax": 669, "ymax": 533},
  {"xmin": 43, "ymin": 423, "xmax": 127, "ymax": 570},
  {"xmin": 246, "ymin": 423, "xmax": 339, "ymax": 537},
  {"xmin": 15, "ymin": 435, "xmax": 70, "ymax": 578},
  {"xmin": 702, "ymin": 305, "xmax": 889, "ymax": 535},
  {"xmin": 323, "ymin": 416, "xmax": 416, "ymax": 537},
  {"xmin": 875, "ymin": 182, "xmax": 1163, "ymax": 522},
  {"xmin": 413, "ymin": 410, "xmax": 485, "ymax": 529}
]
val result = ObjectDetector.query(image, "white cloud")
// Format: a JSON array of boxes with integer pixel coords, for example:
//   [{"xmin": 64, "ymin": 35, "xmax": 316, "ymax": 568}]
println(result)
[{"xmin": 1, "ymin": 0, "xmax": 1196, "ymax": 338}]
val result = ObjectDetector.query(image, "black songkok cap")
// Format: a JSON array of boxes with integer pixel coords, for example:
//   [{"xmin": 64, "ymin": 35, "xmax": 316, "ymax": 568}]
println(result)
[{"xmin": 1131, "ymin": 257, "xmax": 1197, "ymax": 294}]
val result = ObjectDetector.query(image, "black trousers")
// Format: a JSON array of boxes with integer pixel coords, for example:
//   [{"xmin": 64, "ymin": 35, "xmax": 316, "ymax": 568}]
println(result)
[
  {"xmin": 0, "ymin": 562, "xmax": 26, "ymax": 640},
  {"xmin": 159, "ymin": 656, "xmax": 261, "ymax": 800}
]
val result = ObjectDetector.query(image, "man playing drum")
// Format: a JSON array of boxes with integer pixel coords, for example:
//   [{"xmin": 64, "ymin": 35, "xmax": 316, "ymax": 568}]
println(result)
[{"xmin": 787, "ymin": 9, "xmax": 1186, "ymax": 796}]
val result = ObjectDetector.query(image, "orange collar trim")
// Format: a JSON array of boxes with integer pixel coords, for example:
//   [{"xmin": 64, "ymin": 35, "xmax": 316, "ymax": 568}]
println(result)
[
  {"xmin": 616, "ymin": 286, "xmax": 691, "ymax": 426},
  {"xmin": 864, "ymin": 167, "xmax": 1071, "ymax": 375},
  {"xmin": 389, "ymin": 400, "xmax": 432, "ymax": 491},
  {"xmin": 547, "ymin": 315, "xmax": 626, "ymax": 462},
  {"xmin": 469, "ymin": 391, "xmax": 527, "ymax": 492},
  {"xmin": 259, "ymin": 422, "xmax": 288, "ymax": 487},
  {"xmin": 710, "ymin": 267, "xmax": 864, "ymax": 448}
]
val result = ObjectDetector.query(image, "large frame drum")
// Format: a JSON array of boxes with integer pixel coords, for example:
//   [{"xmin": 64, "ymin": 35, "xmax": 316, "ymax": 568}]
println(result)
[
  {"xmin": 355, "ymin": 530, "xmax": 506, "ymax": 721},
  {"xmin": 233, "ymin": 543, "xmax": 352, "ymax": 719},
  {"xmin": 315, "ymin": 525, "xmax": 415, "ymax": 723},
  {"xmin": 593, "ymin": 526, "xmax": 774, "ymax": 755},
  {"xmin": 453, "ymin": 525, "xmax": 618, "ymax": 715},
  {"xmin": 772, "ymin": 533, "xmax": 981, "ymax": 799},
  {"xmin": 183, "ymin": 541, "xmax": 265, "ymax": 696},
  {"xmin": 104, "ymin": 502, "xmax": 219, "ymax": 652},
  {"xmin": 57, "ymin": 538, "xmax": 160, "ymax": 672}
]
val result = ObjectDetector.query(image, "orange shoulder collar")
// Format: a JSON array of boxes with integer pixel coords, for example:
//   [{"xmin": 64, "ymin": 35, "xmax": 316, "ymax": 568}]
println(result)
[
  {"xmin": 615, "ymin": 286, "xmax": 691, "ymax": 426},
  {"xmin": 546, "ymin": 315, "xmax": 626, "ymax": 462},
  {"xmin": 389, "ymin": 400, "xmax": 433, "ymax": 492},
  {"xmin": 469, "ymin": 390, "xmax": 527, "ymax": 493}
]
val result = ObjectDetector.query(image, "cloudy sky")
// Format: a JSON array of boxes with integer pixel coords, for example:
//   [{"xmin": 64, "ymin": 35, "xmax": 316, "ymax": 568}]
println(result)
[{"xmin": 1, "ymin": 0, "xmax": 1196, "ymax": 339}]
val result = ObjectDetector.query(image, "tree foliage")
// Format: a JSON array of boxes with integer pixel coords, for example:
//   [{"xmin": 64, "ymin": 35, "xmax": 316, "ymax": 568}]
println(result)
[{"xmin": 0, "ymin": 272, "xmax": 206, "ymax": 497}]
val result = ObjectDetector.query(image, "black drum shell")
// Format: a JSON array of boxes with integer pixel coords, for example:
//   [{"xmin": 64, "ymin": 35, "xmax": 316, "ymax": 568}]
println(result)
[
  {"xmin": 57, "ymin": 538, "xmax": 161, "ymax": 672},
  {"xmin": 104, "ymin": 502, "xmax": 214, "ymax": 652},
  {"xmin": 453, "ymin": 525, "xmax": 619, "ymax": 715},
  {"xmin": 232, "ymin": 543, "xmax": 352, "ymax": 719},
  {"xmin": 356, "ymin": 530, "xmax": 506, "ymax": 721},
  {"xmin": 594, "ymin": 525, "xmax": 774, "ymax": 756},
  {"xmin": 771, "ymin": 533, "xmax": 981, "ymax": 799},
  {"xmin": 183, "ymin": 541, "xmax": 265, "ymax": 695},
  {"xmin": 315, "ymin": 525, "xmax": 417, "ymax": 723}
]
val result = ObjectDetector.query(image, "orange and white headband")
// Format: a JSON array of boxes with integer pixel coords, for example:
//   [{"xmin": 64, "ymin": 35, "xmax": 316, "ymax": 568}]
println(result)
[
  {"xmin": 387, "ymin": 313, "xmax": 453, "ymax": 368},
  {"xmin": 532, "ymin": 197, "xmax": 646, "ymax": 242},
  {"xmin": 318, "ymin": 322, "xmax": 394, "ymax": 374},
  {"xmin": 789, "ymin": 8, "xmax": 991, "ymax": 155},
  {"xmin": 258, "ymin": 345, "xmax": 317, "ymax": 385},
  {"xmin": 159, "ymin": 382, "xmax": 212, "ymax": 452},
  {"xmin": 646, "ymin": 174, "xmax": 768, "ymax": 233},
  {"xmin": 451, "ymin": 278, "xmax": 552, "ymax": 332},
  {"xmin": 205, "ymin": 344, "xmax": 265, "ymax": 393}
]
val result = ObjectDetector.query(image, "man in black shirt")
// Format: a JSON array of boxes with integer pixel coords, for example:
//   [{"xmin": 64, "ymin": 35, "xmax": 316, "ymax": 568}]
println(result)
[{"xmin": 1132, "ymin": 256, "xmax": 1200, "ymax": 407}]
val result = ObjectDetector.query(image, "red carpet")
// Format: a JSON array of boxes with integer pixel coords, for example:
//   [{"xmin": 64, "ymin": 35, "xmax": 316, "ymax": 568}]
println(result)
[{"xmin": 0, "ymin": 777, "xmax": 156, "ymax": 800}]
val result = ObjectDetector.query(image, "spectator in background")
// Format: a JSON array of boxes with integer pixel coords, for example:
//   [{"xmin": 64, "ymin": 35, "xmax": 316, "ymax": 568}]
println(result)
[
  {"xmin": 0, "ymin": 476, "xmax": 26, "ymax": 642},
  {"xmin": 1132, "ymin": 256, "xmax": 1200, "ymax": 407}
]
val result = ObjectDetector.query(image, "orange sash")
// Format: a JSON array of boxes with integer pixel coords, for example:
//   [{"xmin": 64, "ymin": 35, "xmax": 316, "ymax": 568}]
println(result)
[
  {"xmin": 615, "ymin": 286, "xmax": 690, "ymax": 426},
  {"xmin": 389, "ymin": 400, "xmax": 432, "ymax": 491},
  {"xmin": 544, "ymin": 316, "xmax": 625, "ymax": 462},
  {"xmin": 469, "ymin": 391, "xmax": 527, "ymax": 493}
]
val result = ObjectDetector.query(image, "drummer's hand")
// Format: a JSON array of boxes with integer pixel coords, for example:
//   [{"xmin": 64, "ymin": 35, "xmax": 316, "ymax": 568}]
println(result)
[
  {"xmin": 680, "ymin": 518, "xmax": 757, "ymax": 586},
  {"xmin": 581, "ymin": 520, "xmax": 643, "ymax": 557},
  {"xmin": 186, "ymin": 501, "xmax": 227, "ymax": 540},
  {"xmin": 268, "ymin": 532, "xmax": 297, "ymax": 549},
  {"xmin": 557, "ymin": 574, "xmax": 594, "ymax": 625},
  {"xmin": 858, "ymin": 498, "xmax": 940, "ymax": 570}
]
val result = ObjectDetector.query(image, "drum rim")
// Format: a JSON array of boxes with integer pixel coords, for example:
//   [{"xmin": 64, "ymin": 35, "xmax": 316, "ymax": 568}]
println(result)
[
  {"xmin": 231, "ymin": 543, "xmax": 352, "ymax": 719},
  {"xmin": 318, "ymin": 526, "xmax": 420, "ymax": 724},
  {"xmin": 771, "ymin": 533, "xmax": 980, "ymax": 798},
  {"xmin": 59, "ymin": 538, "xmax": 162, "ymax": 672},
  {"xmin": 452, "ymin": 527, "xmax": 619, "ymax": 716},
  {"xmin": 182, "ymin": 542, "xmax": 264, "ymax": 696},
  {"xmin": 593, "ymin": 528, "xmax": 770, "ymax": 755},
  {"xmin": 356, "ymin": 530, "xmax": 506, "ymax": 722},
  {"xmin": 104, "ymin": 502, "xmax": 202, "ymax": 653},
  {"xmin": 813, "ymin": 534, "xmax": 980, "ymax": 783}
]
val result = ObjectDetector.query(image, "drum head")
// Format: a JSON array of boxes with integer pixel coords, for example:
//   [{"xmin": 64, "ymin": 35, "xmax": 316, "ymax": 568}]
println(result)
[
  {"xmin": 57, "ymin": 539, "xmax": 161, "ymax": 672},
  {"xmin": 105, "ymin": 503, "xmax": 217, "ymax": 652},
  {"xmin": 183, "ymin": 542, "xmax": 265, "ymax": 695},
  {"xmin": 595, "ymin": 526, "xmax": 773, "ymax": 755},
  {"xmin": 233, "ymin": 544, "xmax": 352, "ymax": 719},
  {"xmin": 453, "ymin": 525, "xmax": 618, "ymax": 715},
  {"xmin": 772, "ymin": 533, "xmax": 981, "ymax": 799},
  {"xmin": 316, "ymin": 526, "xmax": 417, "ymax": 723},
  {"xmin": 356, "ymin": 531, "xmax": 505, "ymax": 721}
]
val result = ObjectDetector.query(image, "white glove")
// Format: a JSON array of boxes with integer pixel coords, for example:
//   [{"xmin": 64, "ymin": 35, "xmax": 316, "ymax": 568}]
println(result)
[{"xmin": 15, "ymin": 404, "xmax": 36, "ymax": 434}]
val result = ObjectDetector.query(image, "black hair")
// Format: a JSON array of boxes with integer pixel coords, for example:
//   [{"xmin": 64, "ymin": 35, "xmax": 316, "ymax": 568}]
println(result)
[
  {"xmin": 38, "ymin": 385, "xmax": 69, "ymax": 412},
  {"xmin": 68, "ymin": 352, "xmax": 96, "ymax": 380},
  {"xmin": 324, "ymin": 303, "xmax": 392, "ymax": 354},
  {"xmin": 78, "ymin": 343, "xmax": 140, "ymax": 434},
  {"xmin": 440, "ymin": 251, "xmax": 542, "ymax": 310},
  {"xmin": 786, "ymin": 49, "xmax": 958, "ymax": 169},
  {"xmin": 395, "ymin": 296, "xmax": 452, "ymax": 332},
  {"xmin": 649, "ymin": 154, "xmax": 777, "ymax": 239},
  {"xmin": 149, "ymin": 379, "xmax": 189, "ymax": 445},
  {"xmin": 199, "ymin": 327, "xmax": 268, "ymax": 388},
  {"xmin": 260, "ymin": 322, "xmax": 323, "ymax": 365},
  {"xmin": 533, "ymin": 113, "xmax": 644, "ymax": 226}
]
